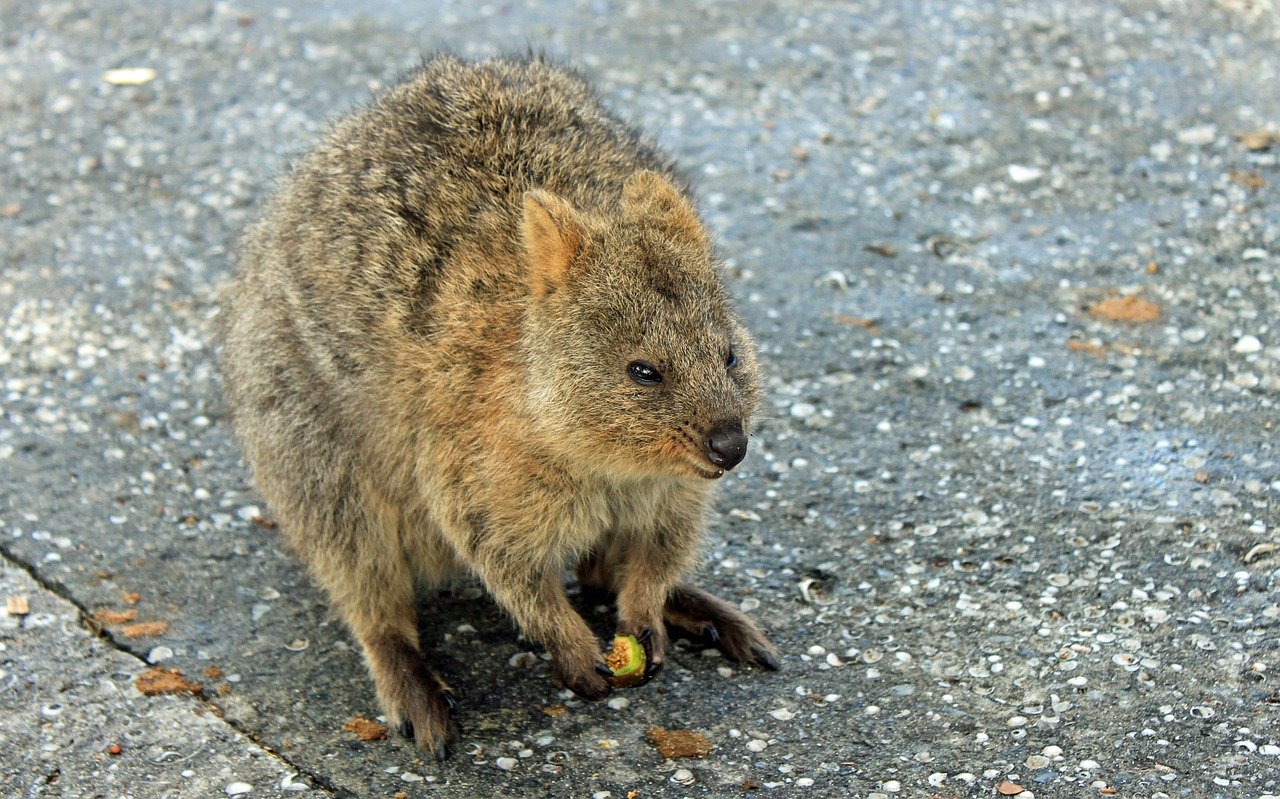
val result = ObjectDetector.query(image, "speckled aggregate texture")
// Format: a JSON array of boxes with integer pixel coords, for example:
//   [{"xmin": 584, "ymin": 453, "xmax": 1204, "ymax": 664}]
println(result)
[
  {"xmin": 0, "ymin": 564, "xmax": 313, "ymax": 797},
  {"xmin": 1, "ymin": 1, "xmax": 1278, "ymax": 797}
]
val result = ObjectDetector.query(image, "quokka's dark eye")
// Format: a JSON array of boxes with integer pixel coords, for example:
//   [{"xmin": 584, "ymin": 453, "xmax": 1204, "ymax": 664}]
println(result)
[
  {"xmin": 627, "ymin": 361, "xmax": 663, "ymax": 385},
  {"xmin": 726, "ymin": 349, "xmax": 738, "ymax": 370}
]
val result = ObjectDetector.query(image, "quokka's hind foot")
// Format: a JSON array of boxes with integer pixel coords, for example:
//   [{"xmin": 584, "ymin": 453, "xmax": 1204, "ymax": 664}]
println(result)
[
  {"xmin": 664, "ymin": 585, "xmax": 780, "ymax": 671},
  {"xmin": 366, "ymin": 633, "xmax": 459, "ymax": 760}
]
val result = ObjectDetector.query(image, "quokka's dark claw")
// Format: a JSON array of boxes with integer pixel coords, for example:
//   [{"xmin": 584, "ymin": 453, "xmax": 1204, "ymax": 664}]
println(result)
[
  {"xmin": 752, "ymin": 645, "xmax": 781, "ymax": 671},
  {"xmin": 398, "ymin": 719, "xmax": 415, "ymax": 740},
  {"xmin": 594, "ymin": 661, "xmax": 614, "ymax": 678},
  {"xmin": 643, "ymin": 660, "xmax": 664, "ymax": 681}
]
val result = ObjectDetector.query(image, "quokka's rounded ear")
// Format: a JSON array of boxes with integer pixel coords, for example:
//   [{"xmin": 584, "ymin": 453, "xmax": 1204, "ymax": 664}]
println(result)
[
  {"xmin": 521, "ymin": 190, "xmax": 587, "ymax": 297},
  {"xmin": 621, "ymin": 170, "xmax": 709, "ymax": 252}
]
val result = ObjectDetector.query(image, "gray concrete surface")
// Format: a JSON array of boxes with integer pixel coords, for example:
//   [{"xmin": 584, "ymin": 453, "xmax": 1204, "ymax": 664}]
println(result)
[
  {"xmin": 2, "ymin": 1, "xmax": 1279, "ymax": 797},
  {"xmin": 1, "ymin": 561, "xmax": 321, "ymax": 797}
]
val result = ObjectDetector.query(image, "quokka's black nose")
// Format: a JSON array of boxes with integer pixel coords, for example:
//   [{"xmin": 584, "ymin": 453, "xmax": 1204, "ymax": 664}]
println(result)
[{"xmin": 705, "ymin": 422, "xmax": 748, "ymax": 470}]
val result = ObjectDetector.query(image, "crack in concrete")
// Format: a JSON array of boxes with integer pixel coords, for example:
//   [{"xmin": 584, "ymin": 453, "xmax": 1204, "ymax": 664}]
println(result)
[{"xmin": 0, "ymin": 542, "xmax": 352, "ymax": 799}]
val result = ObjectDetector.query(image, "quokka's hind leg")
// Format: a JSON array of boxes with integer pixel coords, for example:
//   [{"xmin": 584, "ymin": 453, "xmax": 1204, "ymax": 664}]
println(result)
[
  {"xmin": 575, "ymin": 550, "xmax": 614, "ymax": 596},
  {"xmin": 664, "ymin": 584, "xmax": 780, "ymax": 671},
  {"xmin": 310, "ymin": 548, "xmax": 458, "ymax": 759}
]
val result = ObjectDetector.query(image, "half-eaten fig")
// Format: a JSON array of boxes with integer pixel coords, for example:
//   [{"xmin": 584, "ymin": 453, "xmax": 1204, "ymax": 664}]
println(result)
[{"xmin": 605, "ymin": 635, "xmax": 646, "ymax": 688}]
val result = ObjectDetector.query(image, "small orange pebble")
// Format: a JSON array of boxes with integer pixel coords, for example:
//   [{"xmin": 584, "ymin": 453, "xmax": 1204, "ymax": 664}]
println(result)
[
  {"xmin": 93, "ymin": 609, "xmax": 137, "ymax": 626},
  {"xmin": 342, "ymin": 716, "xmax": 387, "ymax": 741},
  {"xmin": 135, "ymin": 668, "xmax": 202, "ymax": 696},
  {"xmin": 121, "ymin": 621, "xmax": 168, "ymax": 638},
  {"xmin": 1067, "ymin": 339, "xmax": 1108, "ymax": 357},
  {"xmin": 645, "ymin": 727, "xmax": 712, "ymax": 759},
  {"xmin": 1089, "ymin": 295, "xmax": 1160, "ymax": 323}
]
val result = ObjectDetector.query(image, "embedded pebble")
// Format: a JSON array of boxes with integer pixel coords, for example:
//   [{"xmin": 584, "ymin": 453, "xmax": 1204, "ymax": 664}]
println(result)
[
  {"xmin": 147, "ymin": 646, "xmax": 174, "ymax": 664},
  {"xmin": 790, "ymin": 402, "xmax": 817, "ymax": 419},
  {"xmin": 1007, "ymin": 165, "xmax": 1043, "ymax": 183},
  {"xmin": 1177, "ymin": 124, "xmax": 1217, "ymax": 145},
  {"xmin": 494, "ymin": 757, "xmax": 517, "ymax": 771},
  {"xmin": 1233, "ymin": 335, "xmax": 1262, "ymax": 354},
  {"xmin": 225, "ymin": 784, "xmax": 252, "ymax": 796},
  {"xmin": 817, "ymin": 270, "xmax": 849, "ymax": 290},
  {"xmin": 279, "ymin": 774, "xmax": 306, "ymax": 792},
  {"xmin": 103, "ymin": 67, "xmax": 157, "ymax": 86}
]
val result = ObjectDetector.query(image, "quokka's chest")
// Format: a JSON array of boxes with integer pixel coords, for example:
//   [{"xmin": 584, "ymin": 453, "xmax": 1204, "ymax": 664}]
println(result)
[{"xmin": 561, "ymin": 478, "xmax": 705, "ymax": 544}]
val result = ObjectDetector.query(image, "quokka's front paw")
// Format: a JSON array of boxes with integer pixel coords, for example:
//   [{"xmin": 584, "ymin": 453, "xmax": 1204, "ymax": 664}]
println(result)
[
  {"xmin": 552, "ymin": 648, "xmax": 613, "ymax": 701},
  {"xmin": 391, "ymin": 686, "xmax": 458, "ymax": 760},
  {"xmin": 613, "ymin": 622, "xmax": 668, "ymax": 685}
]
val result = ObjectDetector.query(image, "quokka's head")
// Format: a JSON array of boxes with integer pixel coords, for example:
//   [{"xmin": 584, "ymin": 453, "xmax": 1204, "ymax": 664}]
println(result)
[{"xmin": 519, "ymin": 170, "xmax": 761, "ymax": 482}]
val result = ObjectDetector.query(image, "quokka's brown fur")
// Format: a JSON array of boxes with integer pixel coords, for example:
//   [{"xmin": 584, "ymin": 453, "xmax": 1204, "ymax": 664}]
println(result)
[{"xmin": 216, "ymin": 53, "xmax": 777, "ymax": 757}]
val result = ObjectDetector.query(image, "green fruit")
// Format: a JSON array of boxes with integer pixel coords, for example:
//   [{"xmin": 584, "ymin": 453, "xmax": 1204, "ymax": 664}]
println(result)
[{"xmin": 605, "ymin": 635, "xmax": 646, "ymax": 687}]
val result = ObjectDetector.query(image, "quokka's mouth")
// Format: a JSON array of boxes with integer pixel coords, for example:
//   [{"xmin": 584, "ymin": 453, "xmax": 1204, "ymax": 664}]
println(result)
[
  {"xmin": 665, "ymin": 436, "xmax": 731, "ymax": 480},
  {"xmin": 686, "ymin": 458, "xmax": 726, "ymax": 480}
]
